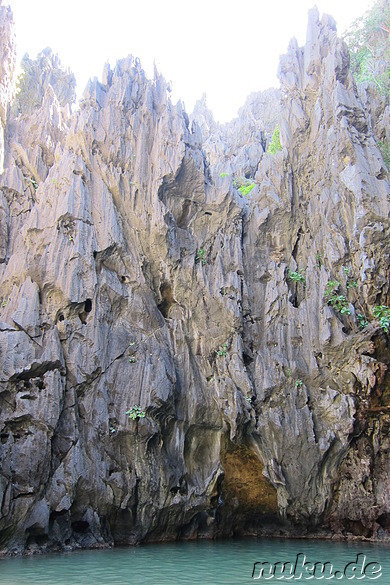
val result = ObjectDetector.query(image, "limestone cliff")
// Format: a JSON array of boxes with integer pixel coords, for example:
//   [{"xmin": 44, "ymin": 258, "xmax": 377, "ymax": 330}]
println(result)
[{"xmin": 0, "ymin": 5, "xmax": 390, "ymax": 554}]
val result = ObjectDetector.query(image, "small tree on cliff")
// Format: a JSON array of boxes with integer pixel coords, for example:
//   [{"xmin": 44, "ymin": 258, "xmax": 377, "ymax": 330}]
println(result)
[{"xmin": 343, "ymin": 0, "xmax": 390, "ymax": 99}]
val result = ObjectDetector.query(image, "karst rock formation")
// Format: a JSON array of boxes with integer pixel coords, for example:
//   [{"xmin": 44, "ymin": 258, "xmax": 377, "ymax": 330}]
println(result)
[{"xmin": 0, "ymin": 2, "xmax": 390, "ymax": 554}]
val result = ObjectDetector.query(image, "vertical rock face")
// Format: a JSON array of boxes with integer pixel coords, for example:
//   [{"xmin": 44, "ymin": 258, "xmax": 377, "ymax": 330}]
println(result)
[
  {"xmin": 0, "ymin": 6, "xmax": 389, "ymax": 554},
  {"xmin": 0, "ymin": 0, "xmax": 15, "ymax": 174},
  {"xmin": 243, "ymin": 10, "xmax": 390, "ymax": 531}
]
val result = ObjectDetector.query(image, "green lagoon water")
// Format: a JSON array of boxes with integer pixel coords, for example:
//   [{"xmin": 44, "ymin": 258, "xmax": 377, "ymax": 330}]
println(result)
[{"xmin": 0, "ymin": 538, "xmax": 389, "ymax": 584}]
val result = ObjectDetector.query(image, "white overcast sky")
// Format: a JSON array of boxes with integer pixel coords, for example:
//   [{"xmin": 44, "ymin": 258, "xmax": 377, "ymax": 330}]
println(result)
[{"xmin": 6, "ymin": 0, "xmax": 373, "ymax": 122}]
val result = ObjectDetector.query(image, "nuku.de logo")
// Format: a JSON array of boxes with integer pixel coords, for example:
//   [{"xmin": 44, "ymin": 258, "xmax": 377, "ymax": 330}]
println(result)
[{"xmin": 252, "ymin": 553, "xmax": 382, "ymax": 580}]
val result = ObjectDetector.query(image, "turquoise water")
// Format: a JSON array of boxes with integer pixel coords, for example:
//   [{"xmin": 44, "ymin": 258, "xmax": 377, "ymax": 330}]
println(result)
[{"xmin": 0, "ymin": 538, "xmax": 389, "ymax": 584}]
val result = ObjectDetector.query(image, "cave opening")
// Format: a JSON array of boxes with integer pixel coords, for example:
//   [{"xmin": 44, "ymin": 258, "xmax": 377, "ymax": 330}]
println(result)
[
  {"xmin": 84, "ymin": 299, "xmax": 92, "ymax": 313},
  {"xmin": 157, "ymin": 282, "xmax": 175, "ymax": 318}
]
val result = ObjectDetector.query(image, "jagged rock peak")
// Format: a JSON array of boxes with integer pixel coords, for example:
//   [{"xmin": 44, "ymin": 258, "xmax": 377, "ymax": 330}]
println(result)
[
  {"xmin": 0, "ymin": 0, "xmax": 15, "ymax": 120},
  {"xmin": 13, "ymin": 48, "xmax": 76, "ymax": 116},
  {"xmin": 237, "ymin": 88, "xmax": 280, "ymax": 132},
  {"xmin": 190, "ymin": 93, "xmax": 216, "ymax": 137},
  {"xmin": 0, "ymin": 0, "xmax": 16, "ymax": 173}
]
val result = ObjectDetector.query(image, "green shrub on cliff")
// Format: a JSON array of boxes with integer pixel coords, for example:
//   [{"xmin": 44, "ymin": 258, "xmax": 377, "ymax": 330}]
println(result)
[
  {"xmin": 126, "ymin": 406, "xmax": 146, "ymax": 421},
  {"xmin": 233, "ymin": 177, "xmax": 256, "ymax": 197},
  {"xmin": 267, "ymin": 124, "xmax": 282, "ymax": 154},
  {"xmin": 324, "ymin": 280, "xmax": 351, "ymax": 315},
  {"xmin": 357, "ymin": 313, "xmax": 369, "ymax": 329},
  {"xmin": 240, "ymin": 183, "xmax": 255, "ymax": 196},
  {"xmin": 217, "ymin": 343, "xmax": 228, "ymax": 357},
  {"xmin": 288, "ymin": 270, "xmax": 305, "ymax": 284},
  {"xmin": 372, "ymin": 305, "xmax": 390, "ymax": 332},
  {"xmin": 195, "ymin": 248, "xmax": 207, "ymax": 265}
]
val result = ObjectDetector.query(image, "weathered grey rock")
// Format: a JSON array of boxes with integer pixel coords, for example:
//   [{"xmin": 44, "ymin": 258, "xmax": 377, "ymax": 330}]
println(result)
[
  {"xmin": 12, "ymin": 48, "xmax": 76, "ymax": 116},
  {"xmin": 0, "ymin": 5, "xmax": 390, "ymax": 555},
  {"xmin": 191, "ymin": 87, "xmax": 281, "ymax": 193},
  {"xmin": 0, "ymin": 0, "xmax": 16, "ymax": 174}
]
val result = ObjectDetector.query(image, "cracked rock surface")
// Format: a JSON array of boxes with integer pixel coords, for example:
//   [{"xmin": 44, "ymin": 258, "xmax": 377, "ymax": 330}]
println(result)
[{"xmin": 0, "ymin": 5, "xmax": 390, "ymax": 554}]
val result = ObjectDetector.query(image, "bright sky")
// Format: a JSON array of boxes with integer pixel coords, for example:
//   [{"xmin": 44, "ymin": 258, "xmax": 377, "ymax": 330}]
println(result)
[{"xmin": 6, "ymin": 0, "xmax": 373, "ymax": 122}]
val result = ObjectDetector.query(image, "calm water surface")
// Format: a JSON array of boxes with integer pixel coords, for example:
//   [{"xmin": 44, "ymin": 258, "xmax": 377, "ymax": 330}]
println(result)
[{"xmin": 0, "ymin": 538, "xmax": 389, "ymax": 584}]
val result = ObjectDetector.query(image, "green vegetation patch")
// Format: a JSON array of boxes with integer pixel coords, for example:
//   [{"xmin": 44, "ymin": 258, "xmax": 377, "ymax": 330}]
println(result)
[
  {"xmin": 373, "ymin": 305, "xmax": 390, "ymax": 332},
  {"xmin": 324, "ymin": 280, "xmax": 351, "ymax": 315},
  {"xmin": 126, "ymin": 406, "xmax": 146, "ymax": 421},
  {"xmin": 343, "ymin": 0, "xmax": 390, "ymax": 99},
  {"xmin": 267, "ymin": 124, "xmax": 282, "ymax": 154}
]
